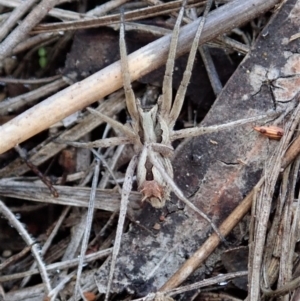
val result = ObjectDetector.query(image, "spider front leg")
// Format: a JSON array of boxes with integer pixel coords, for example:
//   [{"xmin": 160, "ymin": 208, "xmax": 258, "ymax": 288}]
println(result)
[
  {"xmin": 167, "ymin": 0, "xmax": 213, "ymax": 129},
  {"xmin": 159, "ymin": 0, "xmax": 186, "ymax": 120},
  {"xmin": 120, "ymin": 13, "xmax": 140, "ymax": 135}
]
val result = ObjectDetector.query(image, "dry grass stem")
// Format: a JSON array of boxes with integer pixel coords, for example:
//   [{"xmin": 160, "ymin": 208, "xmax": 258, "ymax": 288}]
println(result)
[
  {"xmin": 21, "ymin": 206, "xmax": 71, "ymax": 287},
  {"xmin": 0, "ymin": 78, "xmax": 67, "ymax": 115},
  {"xmin": 0, "ymin": 0, "xmax": 38, "ymax": 41},
  {"xmin": 105, "ymin": 155, "xmax": 138, "ymax": 301},
  {"xmin": 74, "ymin": 159, "xmax": 100, "ymax": 299},
  {"xmin": 248, "ymin": 98, "xmax": 300, "ymax": 301},
  {"xmin": 0, "ymin": 178, "xmax": 141, "ymax": 210},
  {"xmin": 31, "ymin": 0, "xmax": 202, "ymax": 34},
  {"xmin": 0, "ymin": 248, "xmax": 112, "ymax": 283},
  {"xmin": 0, "ymin": 0, "xmax": 60, "ymax": 60}
]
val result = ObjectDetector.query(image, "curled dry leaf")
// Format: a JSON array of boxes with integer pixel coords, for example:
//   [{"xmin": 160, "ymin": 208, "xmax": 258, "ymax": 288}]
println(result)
[{"xmin": 253, "ymin": 125, "xmax": 284, "ymax": 140}]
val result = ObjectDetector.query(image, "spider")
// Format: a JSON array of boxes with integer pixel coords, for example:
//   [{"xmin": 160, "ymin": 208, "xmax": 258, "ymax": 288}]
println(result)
[{"xmin": 62, "ymin": 1, "xmax": 275, "ymax": 299}]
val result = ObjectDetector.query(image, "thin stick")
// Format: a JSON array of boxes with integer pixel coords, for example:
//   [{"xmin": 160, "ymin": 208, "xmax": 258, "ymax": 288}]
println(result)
[
  {"xmin": 14, "ymin": 144, "xmax": 59, "ymax": 197},
  {"xmin": 0, "ymin": 248, "xmax": 112, "ymax": 282},
  {"xmin": 49, "ymin": 270, "xmax": 77, "ymax": 301},
  {"xmin": 0, "ymin": 74, "xmax": 61, "ymax": 84},
  {"xmin": 91, "ymin": 149, "xmax": 122, "ymax": 192},
  {"xmin": 21, "ymin": 206, "xmax": 71, "ymax": 287},
  {"xmin": 31, "ymin": 0, "xmax": 201, "ymax": 33},
  {"xmin": 200, "ymin": 44, "xmax": 222, "ymax": 96},
  {"xmin": 98, "ymin": 144, "xmax": 125, "ymax": 190},
  {"xmin": 74, "ymin": 158, "xmax": 101, "ymax": 299},
  {"xmin": 0, "ymin": 245, "xmax": 31, "ymax": 271},
  {"xmin": 131, "ymin": 271, "xmax": 248, "ymax": 300},
  {"xmin": 0, "ymin": 78, "xmax": 67, "ymax": 115},
  {"xmin": 105, "ymin": 155, "xmax": 138, "ymax": 301},
  {"xmin": 0, "ymin": 199, "xmax": 52, "ymax": 295},
  {"xmin": 281, "ymin": 135, "xmax": 300, "ymax": 170}
]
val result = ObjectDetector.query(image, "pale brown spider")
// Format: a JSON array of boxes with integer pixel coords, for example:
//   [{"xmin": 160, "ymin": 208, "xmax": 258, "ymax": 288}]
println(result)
[{"xmin": 63, "ymin": 1, "xmax": 275, "ymax": 299}]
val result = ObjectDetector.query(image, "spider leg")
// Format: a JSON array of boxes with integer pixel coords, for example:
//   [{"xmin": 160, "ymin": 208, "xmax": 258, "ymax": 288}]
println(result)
[
  {"xmin": 56, "ymin": 137, "xmax": 131, "ymax": 149},
  {"xmin": 159, "ymin": 0, "xmax": 186, "ymax": 119},
  {"xmin": 120, "ymin": 13, "xmax": 140, "ymax": 133},
  {"xmin": 105, "ymin": 155, "xmax": 138, "ymax": 301},
  {"xmin": 170, "ymin": 111, "xmax": 280, "ymax": 141},
  {"xmin": 87, "ymin": 107, "xmax": 136, "ymax": 141},
  {"xmin": 168, "ymin": 0, "xmax": 213, "ymax": 129},
  {"xmin": 147, "ymin": 145, "xmax": 224, "ymax": 241}
]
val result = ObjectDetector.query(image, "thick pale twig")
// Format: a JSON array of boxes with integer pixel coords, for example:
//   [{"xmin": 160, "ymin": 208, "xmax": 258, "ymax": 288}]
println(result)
[
  {"xmin": 0, "ymin": 0, "xmax": 281, "ymax": 155},
  {"xmin": 0, "ymin": 93, "xmax": 126, "ymax": 177}
]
